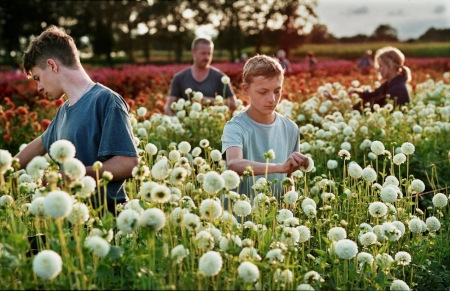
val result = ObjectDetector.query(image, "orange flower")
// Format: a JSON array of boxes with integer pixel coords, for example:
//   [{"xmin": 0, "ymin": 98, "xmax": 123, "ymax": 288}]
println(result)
[
  {"xmin": 3, "ymin": 132, "xmax": 12, "ymax": 143},
  {"xmin": 40, "ymin": 119, "xmax": 51, "ymax": 131},
  {"xmin": 38, "ymin": 99, "xmax": 51, "ymax": 109},
  {"xmin": 4, "ymin": 109, "xmax": 15, "ymax": 120},
  {"xmin": 29, "ymin": 111, "xmax": 38, "ymax": 121},
  {"xmin": 15, "ymin": 106, "xmax": 28, "ymax": 116}
]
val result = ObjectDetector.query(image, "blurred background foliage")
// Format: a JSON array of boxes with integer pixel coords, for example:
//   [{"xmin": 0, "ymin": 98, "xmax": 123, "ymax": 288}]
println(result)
[{"xmin": 1, "ymin": 0, "xmax": 449, "ymax": 68}]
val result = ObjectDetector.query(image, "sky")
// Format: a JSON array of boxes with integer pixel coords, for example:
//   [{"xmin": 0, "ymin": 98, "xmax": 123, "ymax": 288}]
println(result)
[{"xmin": 315, "ymin": 0, "xmax": 450, "ymax": 40}]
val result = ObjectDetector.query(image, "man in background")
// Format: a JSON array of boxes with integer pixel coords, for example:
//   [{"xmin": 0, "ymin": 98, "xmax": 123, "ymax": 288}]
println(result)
[{"xmin": 164, "ymin": 37, "xmax": 237, "ymax": 116}]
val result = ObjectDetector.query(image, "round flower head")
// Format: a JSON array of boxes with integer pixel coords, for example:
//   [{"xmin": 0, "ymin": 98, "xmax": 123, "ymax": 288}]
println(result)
[
  {"xmin": 76, "ymin": 176, "xmax": 96, "ymax": 198},
  {"xmin": 198, "ymin": 251, "xmax": 223, "ymax": 276},
  {"xmin": 394, "ymin": 251, "xmax": 411, "ymax": 266},
  {"xmin": 277, "ymin": 209, "xmax": 294, "ymax": 223},
  {"xmin": 68, "ymin": 202, "xmax": 90, "ymax": 225},
  {"xmin": 408, "ymin": 218, "xmax": 424, "ymax": 233},
  {"xmin": 297, "ymin": 283, "xmax": 314, "ymax": 291},
  {"xmin": 390, "ymin": 279, "xmax": 410, "ymax": 291},
  {"xmin": 199, "ymin": 139, "xmax": 210, "ymax": 148},
  {"xmin": 410, "ymin": 179, "xmax": 425, "ymax": 193},
  {"xmin": 85, "ymin": 236, "xmax": 110, "ymax": 257},
  {"xmin": 370, "ymin": 140, "xmax": 385, "ymax": 155},
  {"xmin": 327, "ymin": 159, "xmax": 338, "ymax": 170},
  {"xmin": 401, "ymin": 142, "xmax": 415, "ymax": 155},
  {"xmin": 301, "ymin": 198, "xmax": 316, "ymax": 211},
  {"xmin": 303, "ymin": 270, "xmax": 322, "ymax": 284},
  {"xmin": 334, "ymin": 239, "xmax": 358, "ymax": 259},
  {"xmin": 136, "ymin": 106, "xmax": 147, "ymax": 117},
  {"xmin": 150, "ymin": 184, "xmax": 172, "ymax": 204},
  {"xmin": 426, "ymin": 216, "xmax": 441, "ymax": 231},
  {"xmin": 380, "ymin": 186, "xmax": 398, "ymax": 203},
  {"xmin": 171, "ymin": 244, "xmax": 190, "ymax": 263},
  {"xmin": 138, "ymin": 181, "xmax": 158, "ymax": 202},
  {"xmin": 183, "ymin": 212, "xmax": 201, "ymax": 233},
  {"xmin": 338, "ymin": 149, "xmax": 351, "ymax": 160},
  {"xmin": 237, "ymin": 261, "xmax": 260, "ymax": 282},
  {"xmin": 26, "ymin": 156, "xmax": 49, "ymax": 180},
  {"xmin": 393, "ymin": 153, "xmax": 406, "ymax": 165},
  {"xmin": 117, "ymin": 209, "xmax": 140, "ymax": 234},
  {"xmin": 203, "ymin": 171, "xmax": 225, "ymax": 193},
  {"xmin": 284, "ymin": 190, "xmax": 299, "ymax": 205},
  {"xmin": 145, "ymin": 143, "xmax": 158, "ymax": 156},
  {"xmin": 0, "ymin": 195, "xmax": 14, "ymax": 208},
  {"xmin": 195, "ymin": 230, "xmax": 214, "ymax": 251},
  {"xmin": 266, "ymin": 248, "xmax": 284, "ymax": 264},
  {"xmin": 368, "ymin": 201, "xmax": 388, "ymax": 218},
  {"xmin": 303, "ymin": 205, "xmax": 317, "ymax": 218},
  {"xmin": 176, "ymin": 141, "xmax": 191, "ymax": 154},
  {"xmin": 140, "ymin": 208, "xmax": 166, "ymax": 231},
  {"xmin": 199, "ymin": 198, "xmax": 223, "ymax": 220},
  {"xmin": 210, "ymin": 149, "xmax": 222, "ymax": 162},
  {"xmin": 49, "ymin": 139, "xmax": 76, "ymax": 164},
  {"xmin": 348, "ymin": 162, "xmax": 363, "ymax": 179},
  {"xmin": 233, "ymin": 200, "xmax": 252, "ymax": 217},
  {"xmin": 221, "ymin": 170, "xmax": 240, "ymax": 189},
  {"xmin": 239, "ymin": 247, "xmax": 261, "ymax": 262},
  {"xmin": 221, "ymin": 75, "xmax": 230, "ymax": 85},
  {"xmin": 168, "ymin": 149, "xmax": 181, "ymax": 162},
  {"xmin": 327, "ymin": 227, "xmax": 347, "ymax": 242},
  {"xmin": 44, "ymin": 190, "xmax": 73, "ymax": 219},
  {"xmin": 191, "ymin": 146, "xmax": 202, "ymax": 157},
  {"xmin": 357, "ymin": 252, "xmax": 374, "ymax": 267},
  {"xmin": 432, "ymin": 193, "xmax": 448, "ymax": 208},
  {"xmin": 296, "ymin": 225, "xmax": 311, "ymax": 243},
  {"xmin": 30, "ymin": 196, "xmax": 46, "ymax": 217},
  {"xmin": 361, "ymin": 166, "xmax": 377, "ymax": 182},
  {"xmin": 63, "ymin": 158, "xmax": 86, "ymax": 181},
  {"xmin": 32, "ymin": 250, "xmax": 63, "ymax": 280},
  {"xmin": 151, "ymin": 156, "xmax": 171, "ymax": 181},
  {"xmin": 0, "ymin": 149, "xmax": 13, "ymax": 174},
  {"xmin": 169, "ymin": 167, "xmax": 187, "ymax": 186}
]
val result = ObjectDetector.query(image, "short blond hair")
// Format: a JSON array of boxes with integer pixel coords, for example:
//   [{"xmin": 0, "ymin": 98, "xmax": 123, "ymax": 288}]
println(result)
[
  {"xmin": 191, "ymin": 37, "xmax": 213, "ymax": 50},
  {"xmin": 242, "ymin": 54, "xmax": 284, "ymax": 86}
]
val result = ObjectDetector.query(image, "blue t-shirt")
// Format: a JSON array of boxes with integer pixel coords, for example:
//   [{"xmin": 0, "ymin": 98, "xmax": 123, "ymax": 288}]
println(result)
[
  {"xmin": 41, "ymin": 83, "xmax": 138, "ymax": 201},
  {"xmin": 221, "ymin": 111, "xmax": 300, "ymax": 198},
  {"xmin": 169, "ymin": 67, "xmax": 234, "ymax": 100}
]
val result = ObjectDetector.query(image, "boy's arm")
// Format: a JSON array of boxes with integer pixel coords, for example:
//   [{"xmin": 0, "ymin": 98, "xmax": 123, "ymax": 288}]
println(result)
[
  {"xmin": 14, "ymin": 136, "xmax": 46, "ymax": 169},
  {"xmin": 85, "ymin": 155, "xmax": 139, "ymax": 182},
  {"xmin": 225, "ymin": 146, "xmax": 308, "ymax": 176}
]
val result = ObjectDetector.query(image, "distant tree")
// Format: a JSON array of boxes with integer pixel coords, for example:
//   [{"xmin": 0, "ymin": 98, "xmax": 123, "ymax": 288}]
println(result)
[
  {"xmin": 419, "ymin": 27, "xmax": 450, "ymax": 42},
  {"xmin": 370, "ymin": 24, "xmax": 398, "ymax": 42},
  {"xmin": 307, "ymin": 23, "xmax": 336, "ymax": 44}
]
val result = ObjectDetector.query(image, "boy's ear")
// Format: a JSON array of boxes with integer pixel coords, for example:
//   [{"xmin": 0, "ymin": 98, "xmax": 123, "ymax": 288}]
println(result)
[
  {"xmin": 46, "ymin": 59, "xmax": 58, "ymax": 73},
  {"xmin": 241, "ymin": 83, "xmax": 248, "ymax": 94}
]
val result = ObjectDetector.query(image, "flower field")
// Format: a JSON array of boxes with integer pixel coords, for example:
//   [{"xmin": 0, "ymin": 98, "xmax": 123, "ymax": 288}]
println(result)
[{"xmin": 1, "ymin": 58, "xmax": 450, "ymax": 290}]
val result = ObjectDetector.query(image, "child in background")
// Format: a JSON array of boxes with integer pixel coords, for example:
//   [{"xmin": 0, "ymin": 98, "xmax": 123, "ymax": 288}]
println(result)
[{"xmin": 221, "ymin": 54, "xmax": 311, "ymax": 200}]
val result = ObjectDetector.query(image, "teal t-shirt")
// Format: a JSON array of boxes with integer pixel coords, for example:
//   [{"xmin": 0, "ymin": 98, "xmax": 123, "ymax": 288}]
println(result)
[
  {"xmin": 41, "ymin": 83, "xmax": 138, "ymax": 203},
  {"xmin": 221, "ymin": 111, "xmax": 300, "ymax": 199}
]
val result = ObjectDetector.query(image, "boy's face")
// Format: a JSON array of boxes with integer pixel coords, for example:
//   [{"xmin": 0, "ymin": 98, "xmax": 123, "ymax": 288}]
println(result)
[
  {"xmin": 245, "ymin": 75, "xmax": 283, "ymax": 114},
  {"xmin": 30, "ymin": 61, "xmax": 64, "ymax": 99}
]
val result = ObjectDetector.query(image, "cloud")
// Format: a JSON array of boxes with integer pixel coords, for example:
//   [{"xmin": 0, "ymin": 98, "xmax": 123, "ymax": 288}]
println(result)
[
  {"xmin": 388, "ymin": 9, "xmax": 404, "ymax": 16},
  {"xmin": 349, "ymin": 6, "xmax": 368, "ymax": 15},
  {"xmin": 433, "ymin": 5, "xmax": 445, "ymax": 14}
]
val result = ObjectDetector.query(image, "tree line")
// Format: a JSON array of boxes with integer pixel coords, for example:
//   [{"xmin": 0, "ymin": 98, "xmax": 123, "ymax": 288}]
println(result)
[{"xmin": 1, "ymin": 0, "xmax": 448, "ymax": 67}]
